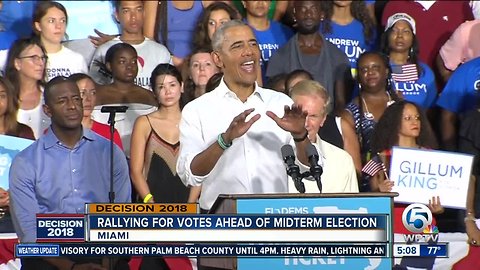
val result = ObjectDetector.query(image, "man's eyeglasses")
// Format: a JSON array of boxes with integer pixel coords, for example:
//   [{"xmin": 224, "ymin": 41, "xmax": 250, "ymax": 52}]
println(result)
[{"xmin": 17, "ymin": 55, "xmax": 48, "ymax": 63}]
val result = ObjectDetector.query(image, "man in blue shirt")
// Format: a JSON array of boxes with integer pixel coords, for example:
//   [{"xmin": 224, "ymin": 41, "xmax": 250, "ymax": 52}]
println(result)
[
  {"xmin": 9, "ymin": 76, "xmax": 131, "ymax": 269},
  {"xmin": 436, "ymin": 57, "xmax": 480, "ymax": 150}
]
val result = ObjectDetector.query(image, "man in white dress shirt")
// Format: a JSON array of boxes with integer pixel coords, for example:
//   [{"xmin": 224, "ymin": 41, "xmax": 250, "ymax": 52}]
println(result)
[
  {"xmin": 289, "ymin": 80, "xmax": 358, "ymax": 193},
  {"xmin": 177, "ymin": 20, "xmax": 311, "ymax": 211}
]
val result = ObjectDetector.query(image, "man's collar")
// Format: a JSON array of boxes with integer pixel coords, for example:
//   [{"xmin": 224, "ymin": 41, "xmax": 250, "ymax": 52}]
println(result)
[
  {"xmin": 217, "ymin": 77, "xmax": 265, "ymax": 102},
  {"xmin": 314, "ymin": 134, "xmax": 327, "ymax": 160},
  {"xmin": 44, "ymin": 127, "xmax": 95, "ymax": 149}
]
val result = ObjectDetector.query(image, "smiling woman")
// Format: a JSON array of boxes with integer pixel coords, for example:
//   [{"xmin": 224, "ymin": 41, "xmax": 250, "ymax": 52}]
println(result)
[{"xmin": 32, "ymin": 1, "xmax": 88, "ymax": 81}]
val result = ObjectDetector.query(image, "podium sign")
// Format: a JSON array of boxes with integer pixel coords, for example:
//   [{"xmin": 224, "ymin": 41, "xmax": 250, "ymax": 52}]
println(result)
[{"xmin": 202, "ymin": 193, "xmax": 394, "ymax": 270}]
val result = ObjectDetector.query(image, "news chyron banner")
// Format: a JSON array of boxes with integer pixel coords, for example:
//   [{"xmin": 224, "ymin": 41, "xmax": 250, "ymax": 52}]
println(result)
[{"xmin": 16, "ymin": 198, "xmax": 395, "ymax": 270}]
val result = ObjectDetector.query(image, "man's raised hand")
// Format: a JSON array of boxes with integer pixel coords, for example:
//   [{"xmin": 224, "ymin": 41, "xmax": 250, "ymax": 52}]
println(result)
[
  {"xmin": 223, "ymin": 108, "xmax": 261, "ymax": 144},
  {"xmin": 266, "ymin": 104, "xmax": 307, "ymax": 138}
]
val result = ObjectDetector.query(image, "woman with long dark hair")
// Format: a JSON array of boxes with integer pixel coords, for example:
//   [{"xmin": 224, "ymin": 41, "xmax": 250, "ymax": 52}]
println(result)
[
  {"xmin": 192, "ymin": 1, "xmax": 239, "ymax": 51},
  {"xmin": 5, "ymin": 38, "xmax": 50, "ymax": 138},
  {"xmin": 368, "ymin": 100, "xmax": 441, "ymax": 269},
  {"xmin": 130, "ymin": 63, "xmax": 189, "ymax": 205},
  {"xmin": 0, "ymin": 77, "xmax": 34, "ymax": 139}
]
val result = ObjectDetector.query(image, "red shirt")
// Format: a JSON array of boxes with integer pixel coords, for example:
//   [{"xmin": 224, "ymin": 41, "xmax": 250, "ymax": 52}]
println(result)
[{"xmin": 91, "ymin": 120, "xmax": 124, "ymax": 150}]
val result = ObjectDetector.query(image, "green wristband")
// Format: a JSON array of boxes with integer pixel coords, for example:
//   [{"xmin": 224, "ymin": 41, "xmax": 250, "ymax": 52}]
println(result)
[{"xmin": 217, "ymin": 133, "xmax": 232, "ymax": 150}]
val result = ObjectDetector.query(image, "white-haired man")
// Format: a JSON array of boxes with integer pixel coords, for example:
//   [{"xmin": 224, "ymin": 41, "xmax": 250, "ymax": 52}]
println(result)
[{"xmin": 290, "ymin": 80, "xmax": 358, "ymax": 193}]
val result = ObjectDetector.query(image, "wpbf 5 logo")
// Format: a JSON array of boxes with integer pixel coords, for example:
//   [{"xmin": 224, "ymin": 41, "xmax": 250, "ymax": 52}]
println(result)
[{"xmin": 402, "ymin": 203, "xmax": 439, "ymax": 242}]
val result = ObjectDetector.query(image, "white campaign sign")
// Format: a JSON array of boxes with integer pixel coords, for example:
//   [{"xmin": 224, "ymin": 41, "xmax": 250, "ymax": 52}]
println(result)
[{"xmin": 390, "ymin": 147, "xmax": 473, "ymax": 209}]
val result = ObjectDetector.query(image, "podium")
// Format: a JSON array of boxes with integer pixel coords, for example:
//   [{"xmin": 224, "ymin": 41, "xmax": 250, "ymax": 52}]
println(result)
[{"xmin": 199, "ymin": 192, "xmax": 397, "ymax": 270}]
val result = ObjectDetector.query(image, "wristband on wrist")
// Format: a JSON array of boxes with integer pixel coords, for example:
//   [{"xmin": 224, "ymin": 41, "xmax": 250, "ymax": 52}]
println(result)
[
  {"xmin": 217, "ymin": 133, "xmax": 232, "ymax": 150},
  {"xmin": 143, "ymin": 193, "xmax": 153, "ymax": 203},
  {"xmin": 465, "ymin": 215, "xmax": 476, "ymax": 223},
  {"xmin": 293, "ymin": 130, "xmax": 308, "ymax": 142}
]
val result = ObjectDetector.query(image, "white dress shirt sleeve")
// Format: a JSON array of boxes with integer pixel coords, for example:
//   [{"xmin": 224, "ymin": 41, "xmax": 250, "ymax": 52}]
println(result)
[{"xmin": 177, "ymin": 103, "xmax": 214, "ymax": 187}]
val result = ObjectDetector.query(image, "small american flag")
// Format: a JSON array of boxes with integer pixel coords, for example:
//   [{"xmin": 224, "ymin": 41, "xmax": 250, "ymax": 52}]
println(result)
[
  {"xmin": 362, "ymin": 155, "xmax": 387, "ymax": 176},
  {"xmin": 391, "ymin": 64, "xmax": 419, "ymax": 82}
]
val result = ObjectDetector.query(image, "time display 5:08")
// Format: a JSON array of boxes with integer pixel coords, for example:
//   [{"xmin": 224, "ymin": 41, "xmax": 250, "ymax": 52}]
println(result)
[{"xmin": 393, "ymin": 244, "xmax": 420, "ymax": 257}]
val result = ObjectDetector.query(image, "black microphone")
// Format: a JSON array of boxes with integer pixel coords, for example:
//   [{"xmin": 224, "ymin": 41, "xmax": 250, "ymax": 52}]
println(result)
[
  {"xmin": 306, "ymin": 143, "xmax": 323, "ymax": 193},
  {"xmin": 281, "ymin": 145, "xmax": 305, "ymax": 193},
  {"xmin": 100, "ymin": 105, "xmax": 128, "ymax": 113},
  {"xmin": 101, "ymin": 106, "xmax": 128, "ymax": 125}
]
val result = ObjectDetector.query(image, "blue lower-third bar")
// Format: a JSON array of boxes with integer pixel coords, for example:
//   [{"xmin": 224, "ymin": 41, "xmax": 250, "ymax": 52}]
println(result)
[{"xmin": 16, "ymin": 244, "xmax": 60, "ymax": 257}]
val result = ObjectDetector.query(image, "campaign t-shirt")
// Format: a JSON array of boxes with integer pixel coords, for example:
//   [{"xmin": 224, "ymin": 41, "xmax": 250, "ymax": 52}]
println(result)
[
  {"xmin": 437, "ymin": 57, "xmax": 480, "ymax": 113},
  {"xmin": 324, "ymin": 20, "xmax": 376, "ymax": 78},
  {"xmin": 251, "ymin": 20, "xmax": 293, "ymax": 83},
  {"xmin": 46, "ymin": 46, "xmax": 88, "ymax": 81},
  {"xmin": 391, "ymin": 62, "xmax": 437, "ymax": 109}
]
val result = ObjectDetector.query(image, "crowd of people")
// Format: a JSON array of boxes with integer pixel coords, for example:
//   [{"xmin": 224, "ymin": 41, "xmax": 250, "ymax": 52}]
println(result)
[{"xmin": 1, "ymin": 0, "xmax": 480, "ymax": 269}]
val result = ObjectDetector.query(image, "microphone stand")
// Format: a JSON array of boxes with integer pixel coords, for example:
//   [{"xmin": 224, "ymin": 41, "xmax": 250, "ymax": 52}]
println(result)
[
  {"xmin": 282, "ymin": 145, "xmax": 309, "ymax": 193},
  {"xmin": 306, "ymin": 144, "xmax": 324, "ymax": 193},
  {"xmin": 100, "ymin": 105, "xmax": 128, "ymax": 270},
  {"xmin": 101, "ymin": 106, "xmax": 128, "ymax": 203}
]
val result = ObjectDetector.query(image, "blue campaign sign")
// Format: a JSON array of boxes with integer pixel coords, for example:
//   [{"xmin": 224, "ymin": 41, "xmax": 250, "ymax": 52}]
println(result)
[
  {"xmin": 236, "ymin": 196, "xmax": 393, "ymax": 270},
  {"xmin": 36, "ymin": 214, "xmax": 85, "ymax": 242},
  {"xmin": 390, "ymin": 147, "xmax": 473, "ymax": 208},
  {"xmin": 0, "ymin": 135, "xmax": 34, "ymax": 189}
]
